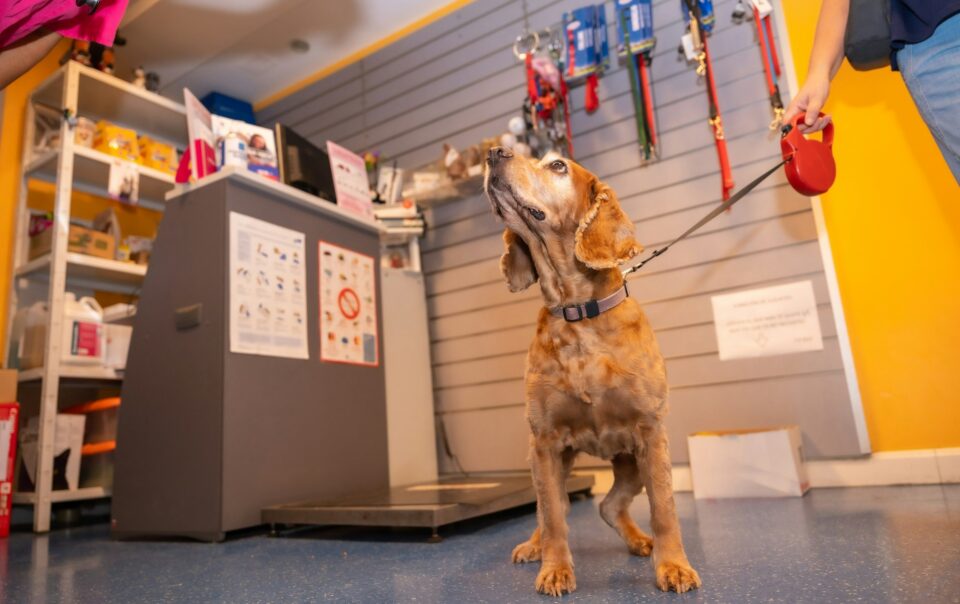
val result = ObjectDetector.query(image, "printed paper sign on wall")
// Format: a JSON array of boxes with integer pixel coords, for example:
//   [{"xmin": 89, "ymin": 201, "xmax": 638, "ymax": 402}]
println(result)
[
  {"xmin": 711, "ymin": 280, "xmax": 824, "ymax": 361},
  {"xmin": 326, "ymin": 141, "xmax": 374, "ymax": 220},
  {"xmin": 319, "ymin": 242, "xmax": 378, "ymax": 366},
  {"xmin": 229, "ymin": 212, "xmax": 308, "ymax": 359}
]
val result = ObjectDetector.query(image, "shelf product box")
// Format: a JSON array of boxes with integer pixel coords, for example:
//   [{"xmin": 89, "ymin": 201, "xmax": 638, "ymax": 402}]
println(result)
[
  {"xmin": 18, "ymin": 414, "xmax": 85, "ymax": 492},
  {"xmin": 139, "ymin": 135, "xmax": 178, "ymax": 174},
  {"xmin": 94, "ymin": 120, "xmax": 140, "ymax": 162},
  {"xmin": 29, "ymin": 223, "xmax": 116, "ymax": 261},
  {"xmin": 1, "ymin": 401, "xmax": 19, "ymax": 538},
  {"xmin": 688, "ymin": 425, "xmax": 810, "ymax": 499},
  {"xmin": 0, "ymin": 369, "xmax": 16, "ymax": 402}
]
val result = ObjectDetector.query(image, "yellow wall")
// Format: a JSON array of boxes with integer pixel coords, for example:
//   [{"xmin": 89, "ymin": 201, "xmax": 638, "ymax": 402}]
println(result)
[
  {"xmin": 1, "ymin": 44, "xmax": 161, "ymax": 352},
  {"xmin": 782, "ymin": 2, "xmax": 960, "ymax": 451}
]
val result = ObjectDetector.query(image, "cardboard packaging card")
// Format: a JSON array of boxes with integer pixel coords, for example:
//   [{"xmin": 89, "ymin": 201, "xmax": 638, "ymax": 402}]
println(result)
[
  {"xmin": 688, "ymin": 425, "xmax": 810, "ymax": 499},
  {"xmin": 0, "ymin": 370, "xmax": 16, "ymax": 402}
]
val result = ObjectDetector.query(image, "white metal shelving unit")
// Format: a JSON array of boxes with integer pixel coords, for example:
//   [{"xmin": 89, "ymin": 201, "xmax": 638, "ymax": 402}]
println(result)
[{"xmin": 4, "ymin": 61, "xmax": 187, "ymax": 532}]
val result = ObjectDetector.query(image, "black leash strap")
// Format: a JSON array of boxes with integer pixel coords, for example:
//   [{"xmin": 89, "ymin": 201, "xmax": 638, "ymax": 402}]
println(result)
[{"xmin": 622, "ymin": 159, "xmax": 786, "ymax": 276}]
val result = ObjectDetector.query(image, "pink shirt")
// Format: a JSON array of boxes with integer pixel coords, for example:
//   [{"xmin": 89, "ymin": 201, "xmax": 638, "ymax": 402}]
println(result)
[{"xmin": 0, "ymin": 0, "xmax": 128, "ymax": 49}]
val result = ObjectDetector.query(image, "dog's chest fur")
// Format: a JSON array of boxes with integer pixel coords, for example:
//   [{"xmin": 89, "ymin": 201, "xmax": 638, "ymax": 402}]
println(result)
[{"xmin": 524, "ymin": 300, "xmax": 668, "ymax": 460}]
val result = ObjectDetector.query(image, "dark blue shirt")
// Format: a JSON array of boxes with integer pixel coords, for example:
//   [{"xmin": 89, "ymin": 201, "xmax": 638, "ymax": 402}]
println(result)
[{"xmin": 890, "ymin": 0, "xmax": 960, "ymax": 68}]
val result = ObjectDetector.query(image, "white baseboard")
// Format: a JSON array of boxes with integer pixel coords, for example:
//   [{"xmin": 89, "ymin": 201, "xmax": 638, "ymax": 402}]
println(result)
[{"xmin": 586, "ymin": 448, "xmax": 960, "ymax": 494}]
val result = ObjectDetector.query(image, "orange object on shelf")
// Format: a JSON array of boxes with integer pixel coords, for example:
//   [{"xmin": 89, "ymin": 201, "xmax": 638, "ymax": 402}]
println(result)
[
  {"xmin": 65, "ymin": 397, "xmax": 120, "ymax": 445},
  {"xmin": 81, "ymin": 440, "xmax": 116, "ymax": 456}
]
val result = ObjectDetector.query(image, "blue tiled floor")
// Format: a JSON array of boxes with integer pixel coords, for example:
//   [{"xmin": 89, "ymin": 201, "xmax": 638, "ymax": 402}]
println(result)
[{"xmin": 3, "ymin": 485, "xmax": 959, "ymax": 603}]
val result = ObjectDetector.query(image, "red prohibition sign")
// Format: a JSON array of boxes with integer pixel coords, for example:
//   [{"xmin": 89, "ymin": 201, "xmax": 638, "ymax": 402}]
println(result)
[{"xmin": 337, "ymin": 288, "xmax": 361, "ymax": 319}]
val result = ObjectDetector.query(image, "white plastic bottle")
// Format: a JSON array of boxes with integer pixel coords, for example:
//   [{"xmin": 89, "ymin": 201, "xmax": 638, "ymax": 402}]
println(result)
[
  {"xmin": 18, "ymin": 302, "xmax": 49, "ymax": 370},
  {"xmin": 62, "ymin": 293, "xmax": 105, "ymax": 366}
]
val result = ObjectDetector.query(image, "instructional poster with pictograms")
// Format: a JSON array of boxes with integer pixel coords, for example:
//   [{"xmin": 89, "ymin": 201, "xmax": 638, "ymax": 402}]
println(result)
[
  {"xmin": 319, "ymin": 241, "xmax": 378, "ymax": 366},
  {"xmin": 229, "ymin": 212, "xmax": 308, "ymax": 359}
]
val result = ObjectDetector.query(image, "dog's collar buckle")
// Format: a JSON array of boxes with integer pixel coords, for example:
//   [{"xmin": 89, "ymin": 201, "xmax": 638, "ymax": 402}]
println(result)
[{"xmin": 553, "ymin": 285, "xmax": 629, "ymax": 323}]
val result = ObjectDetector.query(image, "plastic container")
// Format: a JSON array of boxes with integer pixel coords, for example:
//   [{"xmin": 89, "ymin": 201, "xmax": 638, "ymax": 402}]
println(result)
[
  {"xmin": 79, "ymin": 441, "xmax": 115, "ymax": 489},
  {"xmin": 65, "ymin": 397, "xmax": 120, "ymax": 444},
  {"xmin": 18, "ymin": 302, "xmax": 49, "ymax": 370},
  {"xmin": 19, "ymin": 295, "xmax": 106, "ymax": 368},
  {"xmin": 62, "ymin": 293, "xmax": 105, "ymax": 365}
]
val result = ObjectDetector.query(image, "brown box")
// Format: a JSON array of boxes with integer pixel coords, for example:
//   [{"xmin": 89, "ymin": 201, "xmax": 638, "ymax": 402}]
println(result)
[
  {"xmin": 29, "ymin": 224, "xmax": 116, "ymax": 260},
  {"xmin": 0, "ymin": 369, "xmax": 17, "ymax": 403}
]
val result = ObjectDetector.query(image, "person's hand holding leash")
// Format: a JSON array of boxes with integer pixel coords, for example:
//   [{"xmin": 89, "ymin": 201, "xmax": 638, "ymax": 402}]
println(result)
[
  {"xmin": 783, "ymin": 73, "xmax": 832, "ymax": 133},
  {"xmin": 782, "ymin": 0, "xmax": 850, "ymax": 134}
]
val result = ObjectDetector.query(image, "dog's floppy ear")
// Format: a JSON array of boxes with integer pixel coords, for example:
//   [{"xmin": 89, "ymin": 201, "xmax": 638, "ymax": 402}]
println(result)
[
  {"xmin": 574, "ymin": 180, "xmax": 643, "ymax": 269},
  {"xmin": 500, "ymin": 229, "xmax": 538, "ymax": 291}
]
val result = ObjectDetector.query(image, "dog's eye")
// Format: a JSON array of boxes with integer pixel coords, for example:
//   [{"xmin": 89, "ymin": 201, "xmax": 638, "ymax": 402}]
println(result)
[
  {"xmin": 550, "ymin": 160, "xmax": 567, "ymax": 174},
  {"xmin": 527, "ymin": 207, "xmax": 546, "ymax": 221}
]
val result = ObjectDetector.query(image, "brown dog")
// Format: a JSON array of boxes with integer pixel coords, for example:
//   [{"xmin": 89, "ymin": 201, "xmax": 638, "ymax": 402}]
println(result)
[{"xmin": 484, "ymin": 147, "xmax": 701, "ymax": 596}]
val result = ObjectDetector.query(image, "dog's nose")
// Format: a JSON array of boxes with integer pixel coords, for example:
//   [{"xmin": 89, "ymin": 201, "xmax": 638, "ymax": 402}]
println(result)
[{"xmin": 487, "ymin": 146, "xmax": 513, "ymax": 166}]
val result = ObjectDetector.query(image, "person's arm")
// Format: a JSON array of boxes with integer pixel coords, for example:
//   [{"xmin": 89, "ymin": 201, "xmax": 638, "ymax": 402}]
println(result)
[
  {"xmin": 782, "ymin": 0, "xmax": 851, "ymax": 132},
  {"xmin": 0, "ymin": 31, "xmax": 62, "ymax": 91}
]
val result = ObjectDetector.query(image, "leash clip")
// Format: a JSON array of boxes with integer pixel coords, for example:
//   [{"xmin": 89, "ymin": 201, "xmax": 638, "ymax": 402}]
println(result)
[{"xmin": 708, "ymin": 115, "xmax": 725, "ymax": 140}]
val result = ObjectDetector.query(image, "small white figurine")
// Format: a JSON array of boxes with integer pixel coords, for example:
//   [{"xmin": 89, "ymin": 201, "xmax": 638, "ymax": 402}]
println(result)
[{"xmin": 132, "ymin": 66, "xmax": 146, "ymax": 88}]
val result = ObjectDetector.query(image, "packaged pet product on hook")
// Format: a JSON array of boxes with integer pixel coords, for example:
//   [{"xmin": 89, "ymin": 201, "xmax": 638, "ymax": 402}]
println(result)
[
  {"xmin": 616, "ymin": 0, "xmax": 658, "ymax": 160},
  {"xmin": 562, "ymin": 5, "xmax": 610, "ymax": 114}
]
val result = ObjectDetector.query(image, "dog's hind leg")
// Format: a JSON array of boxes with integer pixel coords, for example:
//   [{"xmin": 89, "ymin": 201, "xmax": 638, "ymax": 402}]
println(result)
[
  {"xmin": 599, "ymin": 453, "xmax": 654, "ymax": 557},
  {"xmin": 512, "ymin": 447, "xmax": 577, "ymax": 564}
]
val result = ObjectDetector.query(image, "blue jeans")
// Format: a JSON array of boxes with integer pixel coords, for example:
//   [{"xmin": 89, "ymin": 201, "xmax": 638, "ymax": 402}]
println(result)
[{"xmin": 897, "ymin": 12, "xmax": 960, "ymax": 184}]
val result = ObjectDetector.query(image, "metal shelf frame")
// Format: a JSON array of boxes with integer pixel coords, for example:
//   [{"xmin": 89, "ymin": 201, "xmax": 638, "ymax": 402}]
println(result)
[{"xmin": 3, "ymin": 61, "xmax": 186, "ymax": 532}]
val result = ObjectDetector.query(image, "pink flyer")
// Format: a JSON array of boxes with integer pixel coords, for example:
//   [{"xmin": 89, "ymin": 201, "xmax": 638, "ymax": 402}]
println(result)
[{"xmin": 326, "ymin": 141, "xmax": 373, "ymax": 220}]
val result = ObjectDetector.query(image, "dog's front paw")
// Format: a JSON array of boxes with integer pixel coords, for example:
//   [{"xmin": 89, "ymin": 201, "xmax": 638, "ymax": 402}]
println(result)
[
  {"xmin": 625, "ymin": 530, "xmax": 653, "ymax": 557},
  {"xmin": 512, "ymin": 539, "xmax": 541, "ymax": 563},
  {"xmin": 535, "ymin": 564, "xmax": 577, "ymax": 597},
  {"xmin": 655, "ymin": 560, "xmax": 701, "ymax": 593}
]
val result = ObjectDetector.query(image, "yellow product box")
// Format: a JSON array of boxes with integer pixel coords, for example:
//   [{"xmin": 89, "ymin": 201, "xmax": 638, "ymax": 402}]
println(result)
[
  {"xmin": 138, "ymin": 135, "xmax": 178, "ymax": 174},
  {"xmin": 94, "ymin": 120, "xmax": 140, "ymax": 162}
]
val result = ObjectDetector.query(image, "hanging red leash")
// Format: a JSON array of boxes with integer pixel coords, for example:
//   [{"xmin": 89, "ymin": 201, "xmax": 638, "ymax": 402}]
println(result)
[
  {"xmin": 623, "ymin": 113, "xmax": 837, "ymax": 276},
  {"xmin": 637, "ymin": 55, "xmax": 657, "ymax": 149},
  {"xmin": 683, "ymin": 0, "xmax": 734, "ymax": 200},
  {"xmin": 738, "ymin": 1, "xmax": 786, "ymax": 128}
]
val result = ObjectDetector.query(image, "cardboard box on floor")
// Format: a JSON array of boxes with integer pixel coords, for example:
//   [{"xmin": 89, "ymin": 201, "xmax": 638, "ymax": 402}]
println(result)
[
  {"xmin": 688, "ymin": 425, "xmax": 810, "ymax": 499},
  {"xmin": 0, "ymin": 369, "xmax": 16, "ymax": 402}
]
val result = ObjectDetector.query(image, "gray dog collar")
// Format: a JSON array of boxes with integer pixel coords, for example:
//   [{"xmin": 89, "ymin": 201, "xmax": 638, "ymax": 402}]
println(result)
[{"xmin": 551, "ymin": 284, "xmax": 629, "ymax": 322}]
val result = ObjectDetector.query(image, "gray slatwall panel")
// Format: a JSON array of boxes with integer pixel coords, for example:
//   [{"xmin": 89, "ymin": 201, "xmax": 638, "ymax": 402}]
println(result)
[
  {"xmin": 439, "ymin": 369, "xmax": 853, "ymax": 472},
  {"xmin": 257, "ymin": 62, "xmax": 364, "ymax": 125},
  {"xmin": 422, "ymin": 182, "xmax": 807, "ymax": 282},
  {"xmin": 432, "ymin": 334, "xmax": 843, "ymax": 391},
  {"xmin": 433, "ymin": 302, "xmax": 836, "ymax": 369},
  {"xmin": 425, "ymin": 212, "xmax": 819, "ymax": 315},
  {"xmin": 421, "ymin": 162, "xmax": 791, "ymax": 256},
  {"xmin": 431, "ymin": 270, "xmax": 830, "ymax": 349},
  {"xmin": 285, "ymin": 77, "xmax": 365, "ymax": 133},
  {"xmin": 259, "ymin": 0, "xmax": 861, "ymax": 467}
]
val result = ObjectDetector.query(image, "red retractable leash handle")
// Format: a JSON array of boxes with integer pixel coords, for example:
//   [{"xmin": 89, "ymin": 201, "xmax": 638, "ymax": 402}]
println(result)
[{"xmin": 781, "ymin": 113, "xmax": 836, "ymax": 196}]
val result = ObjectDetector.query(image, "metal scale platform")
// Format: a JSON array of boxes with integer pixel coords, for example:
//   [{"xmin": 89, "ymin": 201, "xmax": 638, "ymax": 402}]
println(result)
[{"xmin": 262, "ymin": 473, "xmax": 595, "ymax": 541}]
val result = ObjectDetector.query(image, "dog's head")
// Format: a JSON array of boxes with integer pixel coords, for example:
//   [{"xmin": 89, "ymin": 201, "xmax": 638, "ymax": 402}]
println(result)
[{"xmin": 484, "ymin": 147, "xmax": 641, "ymax": 305}]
